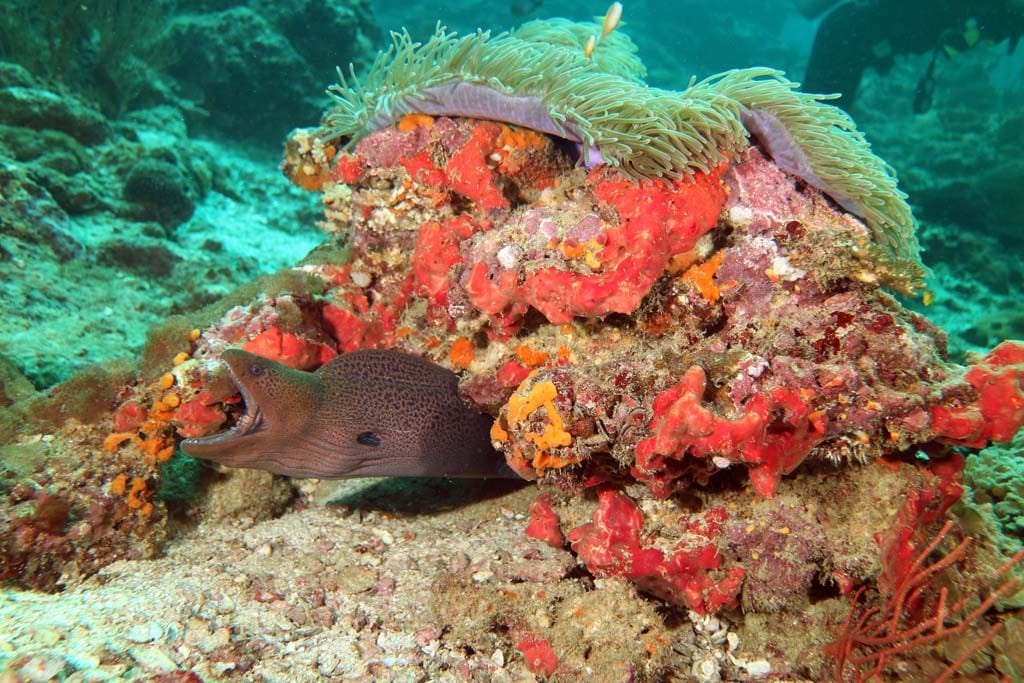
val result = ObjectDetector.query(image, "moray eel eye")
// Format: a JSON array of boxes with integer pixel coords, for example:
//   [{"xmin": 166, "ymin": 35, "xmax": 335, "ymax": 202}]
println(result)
[
  {"xmin": 249, "ymin": 364, "xmax": 265, "ymax": 377},
  {"xmin": 357, "ymin": 431, "xmax": 381, "ymax": 447}
]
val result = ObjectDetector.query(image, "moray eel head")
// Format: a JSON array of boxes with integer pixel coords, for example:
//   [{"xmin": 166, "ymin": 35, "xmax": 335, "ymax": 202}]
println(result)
[
  {"xmin": 182, "ymin": 348, "xmax": 518, "ymax": 480},
  {"xmin": 182, "ymin": 349, "xmax": 323, "ymax": 476}
]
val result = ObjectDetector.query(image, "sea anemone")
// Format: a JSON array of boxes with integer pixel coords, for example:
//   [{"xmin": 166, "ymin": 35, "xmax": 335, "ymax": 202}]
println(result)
[{"xmin": 322, "ymin": 12, "xmax": 923, "ymax": 283}]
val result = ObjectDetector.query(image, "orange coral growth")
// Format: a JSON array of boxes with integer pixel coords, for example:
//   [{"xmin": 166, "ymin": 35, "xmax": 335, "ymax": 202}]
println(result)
[
  {"xmin": 514, "ymin": 344, "xmax": 549, "ymax": 368},
  {"xmin": 449, "ymin": 336, "xmax": 475, "ymax": 369},
  {"xmin": 109, "ymin": 473, "xmax": 128, "ymax": 496},
  {"xmin": 532, "ymin": 450, "xmax": 578, "ymax": 470},
  {"xmin": 495, "ymin": 125, "xmax": 551, "ymax": 177},
  {"xmin": 496, "ymin": 125, "xmax": 547, "ymax": 154},
  {"xmin": 681, "ymin": 251, "xmax": 726, "ymax": 303},
  {"xmin": 139, "ymin": 436, "xmax": 174, "ymax": 464},
  {"xmin": 103, "ymin": 432, "xmax": 137, "ymax": 453},
  {"xmin": 285, "ymin": 142, "xmax": 340, "ymax": 191},
  {"xmin": 398, "ymin": 114, "xmax": 435, "ymax": 132},
  {"xmin": 556, "ymin": 239, "xmax": 603, "ymax": 270},
  {"xmin": 555, "ymin": 345, "xmax": 572, "ymax": 364},
  {"xmin": 289, "ymin": 166, "xmax": 326, "ymax": 191},
  {"xmin": 125, "ymin": 477, "xmax": 148, "ymax": 509},
  {"xmin": 502, "ymin": 376, "xmax": 576, "ymax": 473},
  {"xmin": 490, "ymin": 419, "xmax": 509, "ymax": 444}
]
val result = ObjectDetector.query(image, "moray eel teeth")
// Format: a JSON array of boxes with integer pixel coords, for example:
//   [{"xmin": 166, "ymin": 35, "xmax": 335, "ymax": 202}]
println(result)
[{"xmin": 182, "ymin": 348, "xmax": 519, "ymax": 480}]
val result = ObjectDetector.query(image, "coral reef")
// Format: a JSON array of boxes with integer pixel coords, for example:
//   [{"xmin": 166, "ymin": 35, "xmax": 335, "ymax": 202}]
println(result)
[
  {"xmin": 0, "ymin": 0, "xmax": 380, "ymax": 389},
  {"xmin": 850, "ymin": 45, "xmax": 1024, "ymax": 359},
  {"xmin": 957, "ymin": 428, "xmax": 1024, "ymax": 609},
  {"xmin": 0, "ymin": 430, "xmax": 169, "ymax": 591},
  {"xmin": 0, "ymin": 78, "xmax": 320, "ymax": 386},
  {"xmin": 7, "ymin": 96, "xmax": 1014, "ymax": 675},
  {"xmin": 115, "ymin": 108, "xmax": 1016, "ymax": 675}
]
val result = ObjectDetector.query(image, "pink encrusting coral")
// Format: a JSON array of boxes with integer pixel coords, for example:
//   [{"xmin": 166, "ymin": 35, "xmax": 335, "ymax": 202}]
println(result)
[
  {"xmin": 567, "ymin": 488, "xmax": 745, "ymax": 614},
  {"xmin": 462, "ymin": 167, "xmax": 727, "ymax": 331},
  {"xmin": 929, "ymin": 341, "xmax": 1024, "ymax": 447},
  {"xmin": 634, "ymin": 365, "xmax": 827, "ymax": 498}
]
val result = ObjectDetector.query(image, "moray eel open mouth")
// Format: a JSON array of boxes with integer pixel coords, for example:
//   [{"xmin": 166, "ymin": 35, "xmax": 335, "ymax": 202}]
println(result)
[
  {"xmin": 180, "ymin": 351, "xmax": 269, "ymax": 457},
  {"xmin": 202, "ymin": 369, "xmax": 264, "ymax": 444}
]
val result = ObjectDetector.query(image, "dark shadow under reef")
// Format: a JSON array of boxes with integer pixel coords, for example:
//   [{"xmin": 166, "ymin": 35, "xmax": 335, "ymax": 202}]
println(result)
[{"xmin": 328, "ymin": 477, "xmax": 529, "ymax": 515}]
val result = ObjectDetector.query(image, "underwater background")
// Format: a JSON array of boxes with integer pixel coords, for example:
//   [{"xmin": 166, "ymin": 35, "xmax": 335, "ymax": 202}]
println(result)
[{"xmin": 1, "ymin": 0, "xmax": 1023, "ymax": 681}]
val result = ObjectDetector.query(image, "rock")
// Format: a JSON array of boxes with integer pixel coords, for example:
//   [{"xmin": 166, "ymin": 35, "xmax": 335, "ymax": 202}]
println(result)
[
  {"xmin": 166, "ymin": 0, "xmax": 376, "ymax": 143},
  {"xmin": 123, "ymin": 157, "xmax": 199, "ymax": 228},
  {"xmin": 27, "ymin": 164, "xmax": 100, "ymax": 214},
  {"xmin": 0, "ymin": 86, "xmax": 109, "ymax": 144},
  {"xmin": 0, "ymin": 156, "xmax": 81, "ymax": 261},
  {"xmin": 127, "ymin": 645, "xmax": 179, "ymax": 674},
  {"xmin": 96, "ymin": 235, "xmax": 181, "ymax": 278},
  {"xmin": 195, "ymin": 468, "xmax": 294, "ymax": 524},
  {"xmin": 0, "ymin": 62, "xmax": 37, "ymax": 88},
  {"xmin": 166, "ymin": 7, "xmax": 322, "ymax": 143},
  {"xmin": 0, "ymin": 355, "xmax": 36, "ymax": 407},
  {"xmin": 122, "ymin": 105, "xmax": 190, "ymax": 142},
  {"xmin": 253, "ymin": 0, "xmax": 377, "ymax": 80},
  {"xmin": 16, "ymin": 655, "xmax": 67, "ymax": 682}
]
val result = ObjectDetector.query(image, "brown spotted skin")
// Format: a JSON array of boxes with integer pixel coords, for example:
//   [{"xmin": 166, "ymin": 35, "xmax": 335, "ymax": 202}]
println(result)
[{"xmin": 182, "ymin": 349, "xmax": 518, "ymax": 479}]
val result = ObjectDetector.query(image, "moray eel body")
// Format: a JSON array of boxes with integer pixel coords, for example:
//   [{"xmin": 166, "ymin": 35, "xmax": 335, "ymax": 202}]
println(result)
[{"xmin": 182, "ymin": 349, "xmax": 519, "ymax": 479}]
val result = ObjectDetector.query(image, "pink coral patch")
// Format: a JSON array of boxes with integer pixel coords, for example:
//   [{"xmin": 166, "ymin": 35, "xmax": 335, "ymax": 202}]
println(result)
[
  {"xmin": 242, "ymin": 327, "xmax": 336, "ymax": 371},
  {"xmin": 567, "ymin": 488, "xmax": 743, "ymax": 614},
  {"xmin": 524, "ymin": 493, "xmax": 565, "ymax": 548},
  {"xmin": 516, "ymin": 632, "xmax": 558, "ymax": 677},
  {"xmin": 930, "ymin": 340, "xmax": 1024, "ymax": 447},
  {"xmin": 412, "ymin": 215, "xmax": 484, "ymax": 324},
  {"xmin": 174, "ymin": 390, "xmax": 226, "ymax": 438},
  {"xmin": 634, "ymin": 365, "xmax": 827, "ymax": 498},
  {"xmin": 462, "ymin": 166, "xmax": 727, "ymax": 327},
  {"xmin": 332, "ymin": 154, "xmax": 365, "ymax": 185},
  {"xmin": 443, "ymin": 122, "xmax": 508, "ymax": 211},
  {"xmin": 112, "ymin": 400, "xmax": 146, "ymax": 432}
]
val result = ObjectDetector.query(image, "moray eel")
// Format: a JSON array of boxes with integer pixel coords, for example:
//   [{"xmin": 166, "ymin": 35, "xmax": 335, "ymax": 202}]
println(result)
[{"xmin": 181, "ymin": 349, "xmax": 519, "ymax": 479}]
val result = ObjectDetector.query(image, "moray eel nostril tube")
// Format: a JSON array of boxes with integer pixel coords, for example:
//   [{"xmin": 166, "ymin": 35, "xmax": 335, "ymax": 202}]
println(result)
[{"xmin": 182, "ymin": 349, "xmax": 519, "ymax": 480}]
